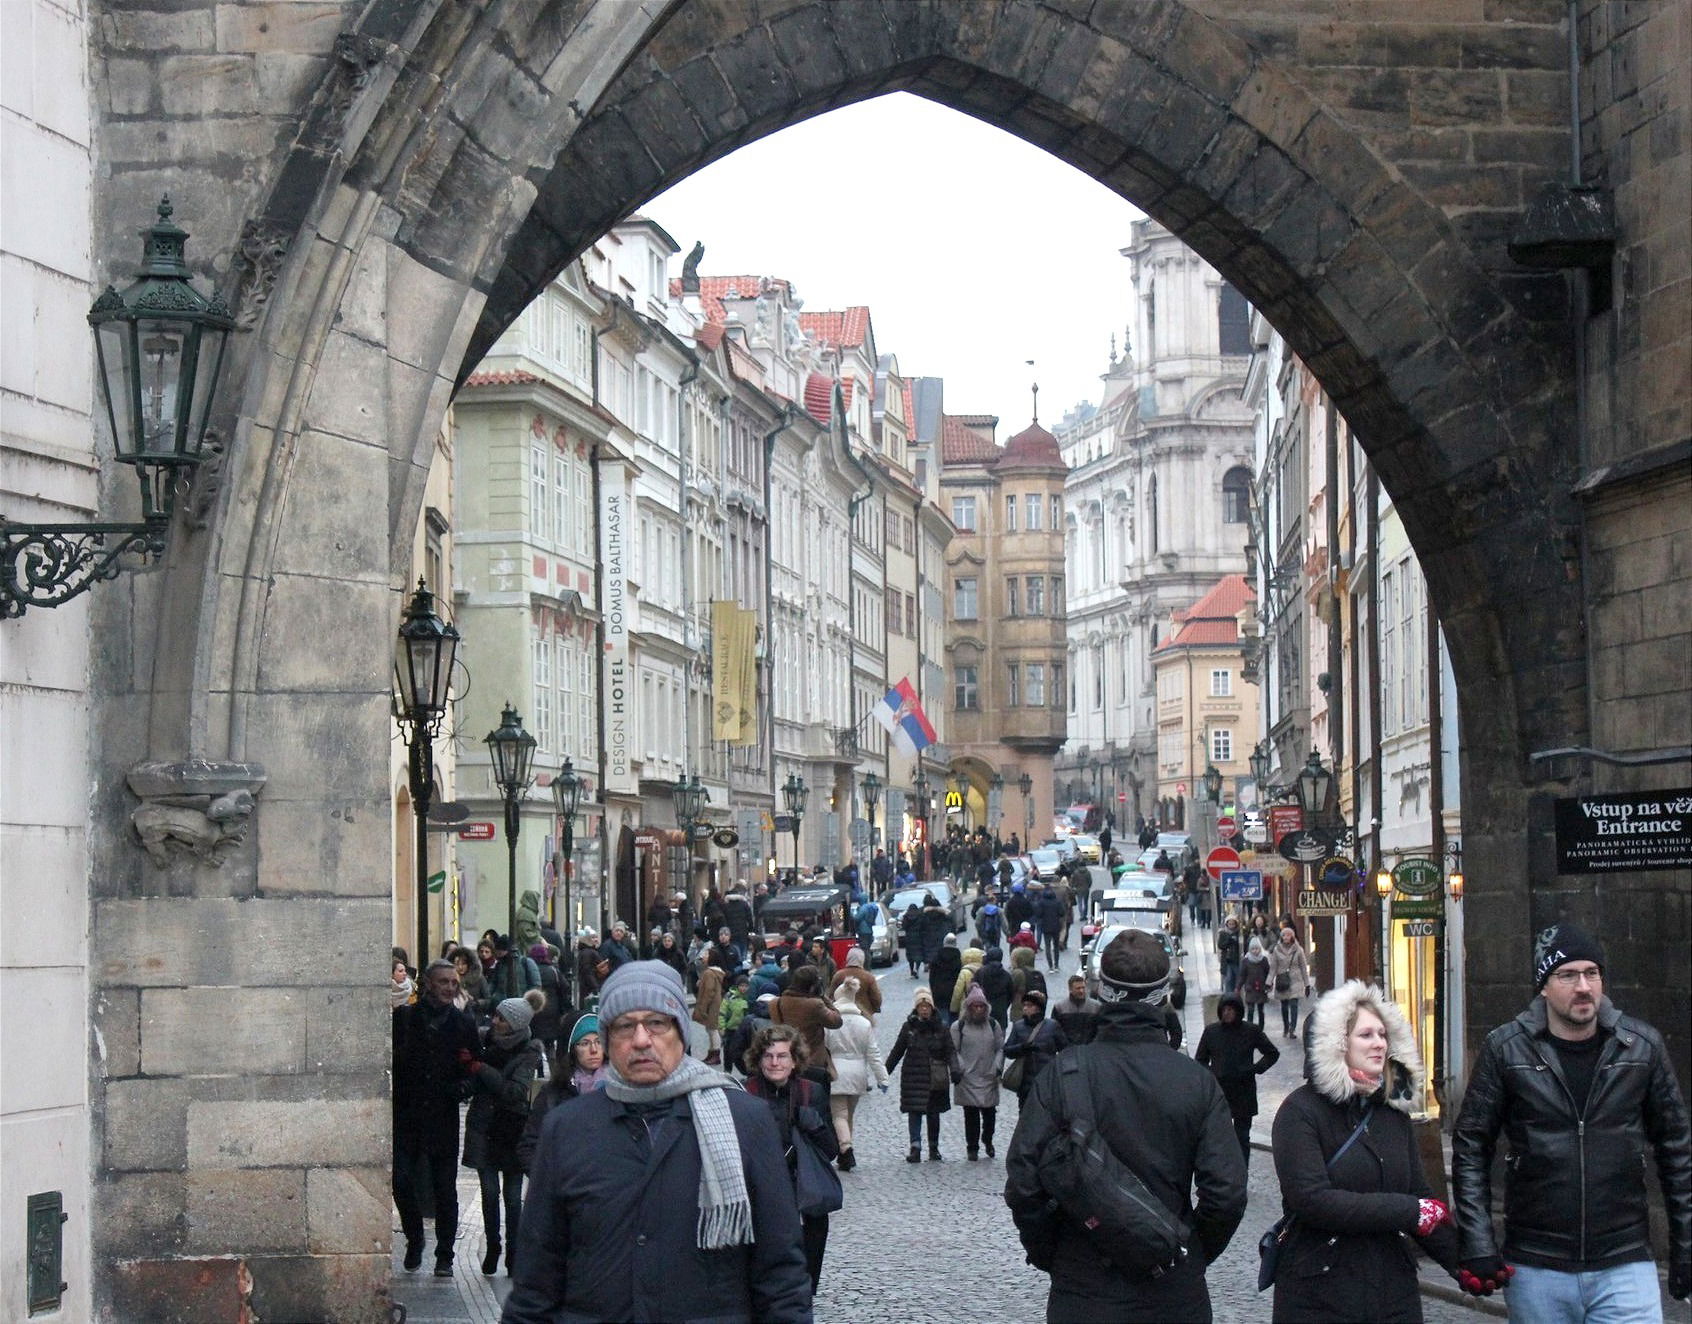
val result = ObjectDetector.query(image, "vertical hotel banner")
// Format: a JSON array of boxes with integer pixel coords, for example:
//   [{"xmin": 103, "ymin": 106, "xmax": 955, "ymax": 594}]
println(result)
[
  {"xmin": 711, "ymin": 600, "xmax": 758, "ymax": 745},
  {"xmin": 600, "ymin": 464, "xmax": 635, "ymax": 794}
]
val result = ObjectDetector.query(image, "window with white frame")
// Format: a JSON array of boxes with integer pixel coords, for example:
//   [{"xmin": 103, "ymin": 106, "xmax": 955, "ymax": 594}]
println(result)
[
  {"xmin": 1004, "ymin": 495, "xmax": 1017, "ymax": 532},
  {"xmin": 1026, "ymin": 493, "xmax": 1042, "ymax": 530},
  {"xmin": 1210, "ymin": 668, "xmax": 1232, "ymax": 697},
  {"xmin": 556, "ymin": 635, "xmax": 575, "ymax": 756},
  {"xmin": 1382, "ymin": 567, "xmax": 1399, "ymax": 733},
  {"xmin": 953, "ymin": 577, "xmax": 978, "ymax": 620},
  {"xmin": 1006, "ymin": 662, "xmax": 1020, "ymax": 707},
  {"xmin": 553, "ymin": 449, "xmax": 570, "ymax": 547},
  {"xmin": 1005, "ymin": 577, "xmax": 1019, "ymax": 617},
  {"xmin": 1211, "ymin": 727, "xmax": 1233, "ymax": 762},
  {"xmin": 951, "ymin": 496, "xmax": 976, "ymax": 531},
  {"xmin": 1093, "ymin": 644, "xmax": 1105, "ymax": 708},
  {"xmin": 533, "ymin": 633, "xmax": 554, "ymax": 751},
  {"xmin": 1026, "ymin": 663, "xmax": 1046, "ymax": 707},
  {"xmin": 1026, "ymin": 575, "xmax": 1045, "ymax": 615},
  {"xmin": 530, "ymin": 441, "xmax": 549, "ymax": 535},
  {"xmin": 1051, "ymin": 494, "xmax": 1061, "ymax": 528},
  {"xmin": 954, "ymin": 665, "xmax": 979, "ymax": 710}
]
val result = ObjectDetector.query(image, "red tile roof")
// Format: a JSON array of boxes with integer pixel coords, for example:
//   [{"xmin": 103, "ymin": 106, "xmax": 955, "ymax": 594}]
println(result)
[
  {"xmin": 799, "ymin": 307, "xmax": 870, "ymax": 349},
  {"xmin": 463, "ymin": 369, "xmax": 542, "ymax": 388},
  {"xmin": 952, "ymin": 413, "xmax": 999, "ymax": 428},
  {"xmin": 994, "ymin": 420, "xmax": 1066, "ymax": 471},
  {"xmin": 940, "ymin": 413, "xmax": 998, "ymax": 465},
  {"xmin": 802, "ymin": 372, "xmax": 857, "ymax": 426},
  {"xmin": 677, "ymin": 275, "xmax": 791, "ymax": 325},
  {"xmin": 1155, "ymin": 574, "xmax": 1256, "ymax": 651},
  {"xmin": 901, "ymin": 380, "xmax": 916, "ymax": 440}
]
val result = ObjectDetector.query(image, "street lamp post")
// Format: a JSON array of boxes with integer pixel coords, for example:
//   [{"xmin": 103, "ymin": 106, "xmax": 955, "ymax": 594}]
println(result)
[
  {"xmin": 1018, "ymin": 771, "xmax": 1034, "ymax": 845},
  {"xmin": 951, "ymin": 774, "xmax": 970, "ymax": 835},
  {"xmin": 1203, "ymin": 763, "xmax": 1223, "ymax": 804},
  {"xmin": 989, "ymin": 773, "xmax": 1005, "ymax": 850},
  {"xmin": 485, "ymin": 703, "xmax": 537, "ymax": 939},
  {"xmin": 393, "ymin": 580, "xmax": 461, "ymax": 968},
  {"xmin": 911, "ymin": 770, "xmax": 930, "ymax": 876},
  {"xmin": 861, "ymin": 771, "xmax": 882, "ymax": 866},
  {"xmin": 781, "ymin": 773, "xmax": 808, "ymax": 879},
  {"xmin": 551, "ymin": 757, "xmax": 583, "ymax": 993},
  {"xmin": 674, "ymin": 773, "xmax": 708, "ymax": 932},
  {"xmin": 1249, "ymin": 741, "xmax": 1271, "ymax": 798}
]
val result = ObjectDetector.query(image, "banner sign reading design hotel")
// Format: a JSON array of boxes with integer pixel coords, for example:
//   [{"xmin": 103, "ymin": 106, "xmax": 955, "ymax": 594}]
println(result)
[
  {"xmin": 1553, "ymin": 788, "xmax": 1692, "ymax": 873},
  {"xmin": 600, "ymin": 466, "xmax": 634, "ymax": 795}
]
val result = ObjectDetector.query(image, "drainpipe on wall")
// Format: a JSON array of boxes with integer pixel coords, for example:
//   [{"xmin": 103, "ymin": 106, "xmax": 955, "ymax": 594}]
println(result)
[{"xmin": 763, "ymin": 407, "xmax": 796, "ymax": 861}]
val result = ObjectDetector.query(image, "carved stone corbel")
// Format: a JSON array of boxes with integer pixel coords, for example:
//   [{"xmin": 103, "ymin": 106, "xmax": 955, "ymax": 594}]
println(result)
[{"xmin": 128, "ymin": 759, "xmax": 269, "ymax": 868}]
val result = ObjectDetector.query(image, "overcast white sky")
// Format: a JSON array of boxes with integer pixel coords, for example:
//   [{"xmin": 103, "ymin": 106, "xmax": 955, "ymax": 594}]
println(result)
[{"xmin": 646, "ymin": 92, "xmax": 1145, "ymax": 435}]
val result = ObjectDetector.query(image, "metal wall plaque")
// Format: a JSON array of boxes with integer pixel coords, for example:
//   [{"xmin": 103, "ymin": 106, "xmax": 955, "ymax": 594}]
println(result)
[
  {"xmin": 1553, "ymin": 789, "xmax": 1692, "ymax": 873},
  {"xmin": 27, "ymin": 1190, "xmax": 66, "ymax": 1315}
]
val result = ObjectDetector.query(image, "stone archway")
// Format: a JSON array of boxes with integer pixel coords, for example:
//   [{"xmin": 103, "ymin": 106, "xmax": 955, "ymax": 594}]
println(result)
[{"xmin": 87, "ymin": 2, "xmax": 1668, "ymax": 1317}]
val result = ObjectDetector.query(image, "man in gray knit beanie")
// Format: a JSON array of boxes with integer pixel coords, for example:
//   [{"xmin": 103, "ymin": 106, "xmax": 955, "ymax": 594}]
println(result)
[{"xmin": 503, "ymin": 961, "xmax": 813, "ymax": 1322}]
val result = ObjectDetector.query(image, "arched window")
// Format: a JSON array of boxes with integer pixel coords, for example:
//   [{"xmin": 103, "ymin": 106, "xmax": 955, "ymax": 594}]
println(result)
[{"xmin": 1222, "ymin": 467, "xmax": 1252, "ymax": 524}]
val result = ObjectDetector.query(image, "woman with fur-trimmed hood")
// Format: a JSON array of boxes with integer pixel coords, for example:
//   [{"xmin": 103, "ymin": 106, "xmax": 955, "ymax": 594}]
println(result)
[{"xmin": 1269, "ymin": 980, "xmax": 1460, "ymax": 1322}]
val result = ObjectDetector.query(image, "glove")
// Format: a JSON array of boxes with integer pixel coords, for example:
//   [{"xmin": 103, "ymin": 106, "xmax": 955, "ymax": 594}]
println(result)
[
  {"xmin": 1414, "ymin": 1198, "xmax": 1450, "ymax": 1237},
  {"xmin": 456, "ymin": 1047, "xmax": 480, "ymax": 1075},
  {"xmin": 1457, "ymin": 1256, "xmax": 1514, "ymax": 1296},
  {"xmin": 1670, "ymin": 1260, "xmax": 1690, "ymax": 1301},
  {"xmin": 951, "ymin": 1070, "xmax": 963, "ymax": 1085}
]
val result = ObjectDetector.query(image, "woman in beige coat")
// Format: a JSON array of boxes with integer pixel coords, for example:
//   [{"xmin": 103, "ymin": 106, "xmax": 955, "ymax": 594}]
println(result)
[
  {"xmin": 823, "ymin": 976, "xmax": 887, "ymax": 1170},
  {"xmin": 1268, "ymin": 925, "xmax": 1312, "ymax": 1039},
  {"xmin": 692, "ymin": 963, "xmax": 725, "ymax": 1064}
]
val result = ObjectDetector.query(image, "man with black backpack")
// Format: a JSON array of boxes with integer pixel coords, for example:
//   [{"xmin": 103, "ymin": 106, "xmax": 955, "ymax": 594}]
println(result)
[{"xmin": 1004, "ymin": 929, "xmax": 1246, "ymax": 1322}]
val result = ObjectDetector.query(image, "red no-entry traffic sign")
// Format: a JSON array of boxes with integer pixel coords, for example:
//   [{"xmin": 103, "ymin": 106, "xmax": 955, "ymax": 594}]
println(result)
[
  {"xmin": 1216, "ymin": 815, "xmax": 1237, "ymax": 835},
  {"xmin": 1206, "ymin": 846, "xmax": 1243, "ymax": 881}
]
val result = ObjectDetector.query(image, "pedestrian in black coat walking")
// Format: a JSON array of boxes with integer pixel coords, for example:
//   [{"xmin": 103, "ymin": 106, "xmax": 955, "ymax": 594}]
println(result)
[
  {"xmin": 885, "ymin": 988, "xmax": 955, "ymax": 1162},
  {"xmin": 1193, "ymin": 991, "xmax": 1278, "ymax": 1161},
  {"xmin": 928, "ymin": 935, "xmax": 963, "ymax": 1025},
  {"xmin": 972, "ymin": 946, "xmax": 1015, "ymax": 1027}
]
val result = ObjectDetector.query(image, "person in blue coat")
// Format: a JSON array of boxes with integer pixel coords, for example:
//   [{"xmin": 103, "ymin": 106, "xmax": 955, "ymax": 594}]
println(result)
[{"xmin": 502, "ymin": 962, "xmax": 813, "ymax": 1323}]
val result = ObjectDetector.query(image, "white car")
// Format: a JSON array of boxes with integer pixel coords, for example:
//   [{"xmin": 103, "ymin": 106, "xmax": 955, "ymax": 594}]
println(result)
[{"xmin": 1081, "ymin": 922, "xmax": 1187, "ymax": 1009}]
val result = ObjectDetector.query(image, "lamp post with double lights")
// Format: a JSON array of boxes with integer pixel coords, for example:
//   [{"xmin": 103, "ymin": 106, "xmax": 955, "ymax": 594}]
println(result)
[
  {"xmin": 485, "ymin": 704, "xmax": 537, "ymax": 939},
  {"xmin": 1018, "ymin": 771, "xmax": 1035, "ymax": 846},
  {"xmin": 861, "ymin": 771, "xmax": 882, "ymax": 868},
  {"xmin": 911, "ymin": 770, "xmax": 931, "ymax": 876},
  {"xmin": 781, "ymin": 773, "xmax": 807, "ymax": 880},
  {"xmin": 393, "ymin": 580, "xmax": 461, "ymax": 969},
  {"xmin": 674, "ymin": 773, "xmax": 708, "ymax": 924},
  {"xmin": 551, "ymin": 757, "xmax": 583, "ymax": 986}
]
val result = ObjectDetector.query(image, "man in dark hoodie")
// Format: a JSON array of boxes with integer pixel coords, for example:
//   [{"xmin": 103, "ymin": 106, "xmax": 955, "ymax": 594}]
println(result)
[
  {"xmin": 1006, "ymin": 930, "xmax": 1246, "ymax": 1322},
  {"xmin": 973, "ymin": 946, "xmax": 1015, "ymax": 1027},
  {"xmin": 1193, "ymin": 991, "xmax": 1280, "ymax": 1161}
]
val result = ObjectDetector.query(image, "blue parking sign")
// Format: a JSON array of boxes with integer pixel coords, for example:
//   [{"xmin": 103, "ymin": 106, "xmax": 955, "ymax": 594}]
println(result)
[{"xmin": 1219, "ymin": 870, "xmax": 1263, "ymax": 901}]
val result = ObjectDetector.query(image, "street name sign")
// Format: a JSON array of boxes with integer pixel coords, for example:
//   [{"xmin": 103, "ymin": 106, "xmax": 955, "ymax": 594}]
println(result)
[{"xmin": 457, "ymin": 821, "xmax": 496, "ymax": 841}]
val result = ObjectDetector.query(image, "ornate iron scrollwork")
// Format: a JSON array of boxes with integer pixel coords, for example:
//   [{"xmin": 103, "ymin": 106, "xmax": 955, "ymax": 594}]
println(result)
[{"xmin": 0, "ymin": 519, "xmax": 167, "ymax": 618}]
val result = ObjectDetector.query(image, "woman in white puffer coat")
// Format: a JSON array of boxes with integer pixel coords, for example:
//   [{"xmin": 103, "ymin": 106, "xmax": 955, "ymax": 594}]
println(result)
[{"xmin": 824, "ymin": 975, "xmax": 888, "ymax": 1171}]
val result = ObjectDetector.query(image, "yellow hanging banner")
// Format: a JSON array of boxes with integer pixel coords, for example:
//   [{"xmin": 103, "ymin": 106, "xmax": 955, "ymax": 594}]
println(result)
[{"xmin": 711, "ymin": 601, "xmax": 758, "ymax": 744}]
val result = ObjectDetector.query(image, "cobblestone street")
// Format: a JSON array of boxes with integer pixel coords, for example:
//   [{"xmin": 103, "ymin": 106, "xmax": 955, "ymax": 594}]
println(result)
[{"xmin": 391, "ymin": 922, "xmax": 1686, "ymax": 1322}]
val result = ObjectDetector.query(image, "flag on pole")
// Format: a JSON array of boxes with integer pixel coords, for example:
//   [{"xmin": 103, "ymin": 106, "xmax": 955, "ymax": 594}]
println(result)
[{"xmin": 873, "ymin": 677, "xmax": 937, "ymax": 757}]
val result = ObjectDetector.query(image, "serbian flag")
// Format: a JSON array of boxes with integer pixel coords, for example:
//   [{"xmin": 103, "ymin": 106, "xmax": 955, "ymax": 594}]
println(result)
[{"xmin": 873, "ymin": 677, "xmax": 936, "ymax": 757}]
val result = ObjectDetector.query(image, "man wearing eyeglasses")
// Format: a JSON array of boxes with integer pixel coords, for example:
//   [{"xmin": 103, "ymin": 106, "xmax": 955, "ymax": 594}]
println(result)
[
  {"xmin": 1453, "ymin": 922, "xmax": 1691, "ymax": 1320},
  {"xmin": 502, "ymin": 960, "xmax": 812, "ymax": 1322}
]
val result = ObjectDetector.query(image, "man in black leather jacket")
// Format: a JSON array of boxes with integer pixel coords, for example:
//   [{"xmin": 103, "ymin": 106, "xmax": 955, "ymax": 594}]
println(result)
[
  {"xmin": 1005, "ymin": 930, "xmax": 1245, "ymax": 1322},
  {"xmin": 1452, "ymin": 922, "xmax": 1691, "ymax": 1317}
]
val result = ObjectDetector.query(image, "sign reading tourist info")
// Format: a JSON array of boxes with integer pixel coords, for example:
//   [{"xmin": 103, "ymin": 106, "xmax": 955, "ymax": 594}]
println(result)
[
  {"xmin": 1553, "ymin": 788, "xmax": 1692, "ymax": 873},
  {"xmin": 599, "ymin": 464, "xmax": 634, "ymax": 795}
]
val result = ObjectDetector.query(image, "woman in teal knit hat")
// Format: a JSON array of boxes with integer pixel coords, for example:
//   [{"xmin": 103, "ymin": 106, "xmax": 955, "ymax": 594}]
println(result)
[{"xmin": 516, "ymin": 1013, "xmax": 606, "ymax": 1173}]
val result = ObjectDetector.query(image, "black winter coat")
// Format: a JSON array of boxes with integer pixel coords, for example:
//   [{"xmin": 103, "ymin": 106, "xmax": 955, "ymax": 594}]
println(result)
[
  {"xmin": 928, "ymin": 946, "xmax": 963, "ymax": 1011},
  {"xmin": 504, "ymin": 1088, "xmax": 814, "ymax": 1323},
  {"xmin": 1003, "ymin": 1014, "xmax": 1068, "ymax": 1100},
  {"xmin": 1452, "ymin": 995, "xmax": 1692, "ymax": 1272},
  {"xmin": 1270, "ymin": 1084, "xmax": 1458, "ymax": 1322},
  {"xmin": 916, "ymin": 904, "xmax": 951, "ymax": 965},
  {"xmin": 463, "ymin": 1035, "xmax": 542, "ymax": 1172},
  {"xmin": 973, "ymin": 952, "xmax": 1015, "ymax": 1026},
  {"xmin": 1005, "ymin": 1001, "xmax": 1247, "ymax": 1322},
  {"xmin": 392, "ymin": 999, "xmax": 480, "ymax": 1155},
  {"xmin": 1194, "ymin": 1000, "xmax": 1279, "ymax": 1117},
  {"xmin": 886, "ymin": 1014, "xmax": 955, "ymax": 1114}
]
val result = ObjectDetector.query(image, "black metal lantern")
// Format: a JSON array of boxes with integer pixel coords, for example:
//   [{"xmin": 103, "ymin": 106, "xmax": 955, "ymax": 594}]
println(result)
[
  {"xmin": 1017, "ymin": 771, "xmax": 1033, "ymax": 799},
  {"xmin": 861, "ymin": 771, "xmax": 882, "ymax": 810},
  {"xmin": 675, "ymin": 773, "xmax": 708, "ymax": 834},
  {"xmin": 551, "ymin": 758, "xmax": 584, "ymax": 980},
  {"xmin": 2, "ymin": 198, "xmax": 234, "ymax": 617},
  {"xmin": 782, "ymin": 772, "xmax": 809, "ymax": 819},
  {"xmin": 1249, "ymin": 740, "xmax": 1271, "ymax": 790},
  {"xmin": 486, "ymin": 703, "xmax": 538, "ymax": 794},
  {"xmin": 394, "ymin": 580, "xmax": 460, "ymax": 733},
  {"xmin": 1296, "ymin": 749, "xmax": 1332, "ymax": 817},
  {"xmin": 1203, "ymin": 764, "xmax": 1223, "ymax": 803},
  {"xmin": 89, "ymin": 198, "xmax": 233, "ymax": 521},
  {"xmin": 551, "ymin": 757, "xmax": 583, "ymax": 820}
]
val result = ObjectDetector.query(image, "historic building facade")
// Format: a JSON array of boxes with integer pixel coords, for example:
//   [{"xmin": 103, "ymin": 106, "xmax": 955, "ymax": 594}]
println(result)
[{"xmin": 1058, "ymin": 220, "xmax": 1256, "ymax": 830}]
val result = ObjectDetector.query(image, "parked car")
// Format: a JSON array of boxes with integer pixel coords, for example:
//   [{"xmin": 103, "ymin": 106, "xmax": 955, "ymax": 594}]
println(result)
[
  {"xmin": 882, "ymin": 880, "xmax": 968, "ymax": 945},
  {"xmin": 1081, "ymin": 921, "xmax": 1186, "ymax": 1010},
  {"xmin": 863, "ymin": 899, "xmax": 898, "ymax": 967},
  {"xmin": 1041, "ymin": 836, "xmax": 1080, "ymax": 863}
]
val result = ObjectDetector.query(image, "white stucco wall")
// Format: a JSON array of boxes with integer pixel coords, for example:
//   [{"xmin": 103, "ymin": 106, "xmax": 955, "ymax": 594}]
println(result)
[{"xmin": 0, "ymin": 0, "xmax": 96, "ymax": 1316}]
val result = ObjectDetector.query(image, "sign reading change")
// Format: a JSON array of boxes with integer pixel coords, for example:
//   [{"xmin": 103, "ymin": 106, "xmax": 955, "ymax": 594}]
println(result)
[{"xmin": 1554, "ymin": 789, "xmax": 1692, "ymax": 874}]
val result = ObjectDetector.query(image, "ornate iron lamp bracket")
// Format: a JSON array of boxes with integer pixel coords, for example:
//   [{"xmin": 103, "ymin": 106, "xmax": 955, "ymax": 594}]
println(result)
[{"xmin": 0, "ymin": 518, "xmax": 168, "ymax": 617}]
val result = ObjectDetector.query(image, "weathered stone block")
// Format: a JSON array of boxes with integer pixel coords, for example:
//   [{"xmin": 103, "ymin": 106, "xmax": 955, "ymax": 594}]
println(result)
[
  {"xmin": 304, "ymin": 986, "xmax": 391, "ymax": 1073},
  {"xmin": 187, "ymin": 1098, "xmax": 387, "ymax": 1169},
  {"xmin": 246, "ymin": 1252, "xmax": 392, "ymax": 1324},
  {"xmin": 102, "ymin": 8, "xmax": 217, "ymax": 52},
  {"xmin": 142, "ymin": 987, "xmax": 307, "ymax": 1075},
  {"xmin": 104, "ymin": 1077, "xmax": 189, "ymax": 1171},
  {"xmin": 102, "ymin": 57, "xmax": 156, "ymax": 115},
  {"xmin": 108, "ymin": 1257, "xmax": 251, "ymax": 1324},
  {"xmin": 306, "ymin": 1166, "xmax": 390, "ymax": 1254},
  {"xmin": 96, "ymin": 1173, "xmax": 188, "ymax": 1258},
  {"xmin": 215, "ymin": 3, "xmax": 352, "ymax": 54},
  {"xmin": 98, "ymin": 897, "xmax": 391, "ymax": 987},
  {"xmin": 158, "ymin": 55, "xmax": 259, "ymax": 116},
  {"xmin": 94, "ymin": 986, "xmax": 142, "ymax": 1077},
  {"xmin": 255, "ymin": 797, "xmax": 392, "ymax": 898},
  {"xmin": 242, "ymin": 690, "xmax": 389, "ymax": 806},
  {"xmin": 186, "ymin": 1167, "xmax": 306, "ymax": 1253}
]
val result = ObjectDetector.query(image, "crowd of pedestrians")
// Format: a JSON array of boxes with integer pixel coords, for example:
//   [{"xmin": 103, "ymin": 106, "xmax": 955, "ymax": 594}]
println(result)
[{"xmin": 392, "ymin": 856, "xmax": 1688, "ymax": 1324}]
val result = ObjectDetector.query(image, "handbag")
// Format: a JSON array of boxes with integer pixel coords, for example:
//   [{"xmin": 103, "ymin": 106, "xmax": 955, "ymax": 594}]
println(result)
[
  {"xmin": 1257, "ymin": 1104, "xmax": 1374, "ymax": 1291},
  {"xmin": 1274, "ymin": 970, "xmax": 1292, "ymax": 994},
  {"xmin": 792, "ymin": 1129, "xmax": 844, "ymax": 1217},
  {"xmin": 1000, "ymin": 1053, "xmax": 1027, "ymax": 1092}
]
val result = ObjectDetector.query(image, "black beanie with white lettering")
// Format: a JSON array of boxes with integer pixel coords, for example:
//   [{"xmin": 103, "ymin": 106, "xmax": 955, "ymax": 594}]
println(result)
[{"xmin": 1533, "ymin": 922, "xmax": 1605, "ymax": 991}]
